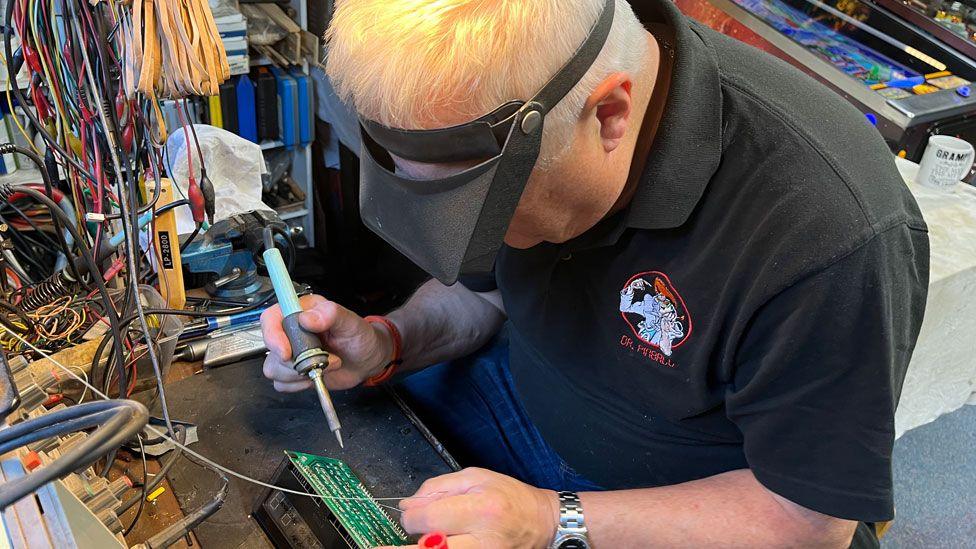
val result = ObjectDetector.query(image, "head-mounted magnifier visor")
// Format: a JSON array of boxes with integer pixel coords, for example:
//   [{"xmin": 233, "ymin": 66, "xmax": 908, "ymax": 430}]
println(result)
[{"xmin": 358, "ymin": 0, "xmax": 616, "ymax": 285}]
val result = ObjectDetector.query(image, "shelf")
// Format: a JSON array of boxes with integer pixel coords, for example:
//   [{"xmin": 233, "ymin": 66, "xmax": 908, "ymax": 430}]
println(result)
[
  {"xmin": 259, "ymin": 140, "xmax": 312, "ymax": 152},
  {"xmin": 278, "ymin": 207, "xmax": 309, "ymax": 221},
  {"xmin": 0, "ymin": 169, "xmax": 44, "ymax": 185},
  {"xmin": 252, "ymin": 0, "xmax": 315, "ymax": 247}
]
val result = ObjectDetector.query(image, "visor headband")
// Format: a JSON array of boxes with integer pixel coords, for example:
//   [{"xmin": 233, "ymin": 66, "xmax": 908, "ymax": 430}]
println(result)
[{"xmin": 361, "ymin": 0, "xmax": 616, "ymax": 164}]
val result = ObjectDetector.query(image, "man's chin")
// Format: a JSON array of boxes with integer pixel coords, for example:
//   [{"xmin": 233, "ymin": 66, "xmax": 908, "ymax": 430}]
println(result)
[
  {"xmin": 503, "ymin": 230, "xmax": 545, "ymax": 250},
  {"xmin": 505, "ymin": 223, "xmax": 582, "ymax": 249}
]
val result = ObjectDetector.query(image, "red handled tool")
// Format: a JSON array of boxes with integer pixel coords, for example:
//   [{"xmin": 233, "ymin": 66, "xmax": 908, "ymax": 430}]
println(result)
[{"xmin": 418, "ymin": 533, "xmax": 448, "ymax": 549}]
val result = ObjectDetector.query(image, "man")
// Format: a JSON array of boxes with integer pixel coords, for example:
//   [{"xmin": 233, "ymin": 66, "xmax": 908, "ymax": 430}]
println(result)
[{"xmin": 261, "ymin": 0, "xmax": 929, "ymax": 547}]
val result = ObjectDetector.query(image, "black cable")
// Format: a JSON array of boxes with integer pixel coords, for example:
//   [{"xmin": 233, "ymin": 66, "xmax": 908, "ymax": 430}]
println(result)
[
  {"xmin": 0, "ymin": 314, "xmax": 25, "ymax": 337},
  {"xmin": 83, "ymin": 4, "xmax": 169, "ymax": 442},
  {"xmin": 3, "ymin": 227, "xmax": 59, "ymax": 270},
  {"xmin": 2, "ymin": 177, "xmax": 129, "ymax": 392},
  {"xmin": 90, "ymin": 328, "xmax": 125, "ymax": 396},
  {"xmin": 1, "ymin": 229, "xmax": 53, "ymax": 277},
  {"xmin": 0, "ymin": 221, "xmax": 58, "ymax": 256},
  {"xmin": 7, "ymin": 231, "xmax": 61, "ymax": 260},
  {"xmin": 91, "ymin": 290, "xmax": 277, "ymax": 391},
  {"xmin": 154, "ymin": 199, "xmax": 189, "ymax": 218},
  {"xmin": 183, "ymin": 101, "xmax": 206, "ymax": 173},
  {"xmin": 185, "ymin": 295, "xmax": 267, "ymax": 308},
  {"xmin": 132, "ymin": 294, "xmax": 277, "ymax": 323},
  {"xmin": 0, "ymin": 400, "xmax": 148, "ymax": 508},
  {"xmin": 123, "ymin": 436, "xmax": 149, "ymax": 537},
  {"xmin": 141, "ymin": 466, "xmax": 228, "ymax": 549},
  {"xmin": 119, "ymin": 424, "xmax": 186, "ymax": 514},
  {"xmin": 40, "ymin": 148, "xmax": 73, "ymax": 281},
  {"xmin": 0, "ymin": 351, "xmax": 21, "ymax": 422},
  {"xmin": 179, "ymin": 223, "xmax": 201, "ymax": 254},
  {"xmin": 0, "ymin": 200, "xmax": 65, "ymax": 252},
  {"xmin": 91, "ymin": 291, "xmax": 277, "ymax": 387},
  {"xmin": 0, "ymin": 146, "xmax": 80, "ymax": 281},
  {"xmin": 98, "ymin": 174, "xmax": 164, "ymax": 220},
  {"xmin": 0, "ymin": 300, "xmax": 35, "ymax": 332}
]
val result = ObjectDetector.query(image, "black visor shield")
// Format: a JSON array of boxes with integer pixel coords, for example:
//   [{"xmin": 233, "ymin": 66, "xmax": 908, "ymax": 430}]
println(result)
[{"xmin": 358, "ymin": 0, "xmax": 615, "ymax": 285}]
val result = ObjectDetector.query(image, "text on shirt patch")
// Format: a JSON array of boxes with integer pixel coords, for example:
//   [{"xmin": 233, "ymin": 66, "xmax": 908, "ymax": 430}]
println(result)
[{"xmin": 619, "ymin": 271, "xmax": 691, "ymax": 365}]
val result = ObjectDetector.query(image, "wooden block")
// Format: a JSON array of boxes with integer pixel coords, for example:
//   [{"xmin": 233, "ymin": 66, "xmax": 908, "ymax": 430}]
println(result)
[{"xmin": 28, "ymin": 338, "xmax": 103, "ymax": 379}]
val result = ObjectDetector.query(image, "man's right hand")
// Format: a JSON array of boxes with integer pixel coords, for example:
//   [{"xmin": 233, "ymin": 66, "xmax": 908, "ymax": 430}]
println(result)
[{"xmin": 260, "ymin": 295, "xmax": 393, "ymax": 393}]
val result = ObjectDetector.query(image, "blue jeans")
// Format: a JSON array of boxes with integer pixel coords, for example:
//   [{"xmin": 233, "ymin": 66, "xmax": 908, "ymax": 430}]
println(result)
[{"xmin": 397, "ymin": 331, "xmax": 602, "ymax": 492}]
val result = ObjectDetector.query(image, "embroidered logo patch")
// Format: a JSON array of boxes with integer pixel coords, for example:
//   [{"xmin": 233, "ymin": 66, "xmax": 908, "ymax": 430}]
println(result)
[{"xmin": 619, "ymin": 272, "xmax": 691, "ymax": 360}]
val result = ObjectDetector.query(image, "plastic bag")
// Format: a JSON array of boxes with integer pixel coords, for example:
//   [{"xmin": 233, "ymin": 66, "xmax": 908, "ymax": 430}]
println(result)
[
  {"xmin": 240, "ymin": 4, "xmax": 288, "ymax": 46},
  {"xmin": 165, "ymin": 124, "xmax": 271, "ymax": 234}
]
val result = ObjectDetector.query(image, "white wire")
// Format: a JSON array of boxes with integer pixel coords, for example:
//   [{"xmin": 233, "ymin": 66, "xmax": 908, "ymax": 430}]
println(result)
[
  {"xmin": 74, "ymin": 367, "xmax": 89, "ymax": 404},
  {"xmin": 0, "ymin": 325, "xmax": 422, "ymax": 505},
  {"xmin": 2, "ymin": 249, "xmax": 31, "ymax": 284},
  {"xmin": 58, "ymin": 365, "xmax": 89, "ymax": 404}
]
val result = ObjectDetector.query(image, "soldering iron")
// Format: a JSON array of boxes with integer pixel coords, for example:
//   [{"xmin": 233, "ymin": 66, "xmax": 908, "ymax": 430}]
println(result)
[{"xmin": 262, "ymin": 228, "xmax": 344, "ymax": 448}]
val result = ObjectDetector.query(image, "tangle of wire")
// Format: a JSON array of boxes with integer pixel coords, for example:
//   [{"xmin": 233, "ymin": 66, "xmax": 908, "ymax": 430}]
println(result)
[
  {"xmin": 0, "ymin": 0, "xmax": 267, "ymax": 534},
  {"xmin": 0, "ymin": 327, "xmax": 424, "ymax": 514}
]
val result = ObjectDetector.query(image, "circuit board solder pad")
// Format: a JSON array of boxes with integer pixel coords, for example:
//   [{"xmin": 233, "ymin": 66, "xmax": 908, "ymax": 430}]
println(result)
[{"xmin": 285, "ymin": 451, "xmax": 410, "ymax": 548}]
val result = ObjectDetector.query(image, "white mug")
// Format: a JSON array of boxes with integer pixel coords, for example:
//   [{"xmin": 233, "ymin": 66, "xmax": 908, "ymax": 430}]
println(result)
[{"xmin": 916, "ymin": 135, "xmax": 975, "ymax": 189}]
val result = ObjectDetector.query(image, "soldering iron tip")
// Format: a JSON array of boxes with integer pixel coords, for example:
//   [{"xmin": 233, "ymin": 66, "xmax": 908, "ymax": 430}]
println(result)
[{"xmin": 334, "ymin": 430, "xmax": 344, "ymax": 449}]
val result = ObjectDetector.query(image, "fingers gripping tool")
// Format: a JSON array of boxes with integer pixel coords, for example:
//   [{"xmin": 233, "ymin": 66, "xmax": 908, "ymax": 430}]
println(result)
[{"xmin": 263, "ymin": 239, "xmax": 344, "ymax": 448}]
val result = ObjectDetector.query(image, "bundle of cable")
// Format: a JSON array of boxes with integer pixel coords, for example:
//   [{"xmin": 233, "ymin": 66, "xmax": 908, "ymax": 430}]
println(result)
[{"xmin": 123, "ymin": 0, "xmax": 231, "ymax": 98}]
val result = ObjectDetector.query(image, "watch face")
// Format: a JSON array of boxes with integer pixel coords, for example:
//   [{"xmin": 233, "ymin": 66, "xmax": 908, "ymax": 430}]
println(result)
[{"xmin": 557, "ymin": 536, "xmax": 589, "ymax": 549}]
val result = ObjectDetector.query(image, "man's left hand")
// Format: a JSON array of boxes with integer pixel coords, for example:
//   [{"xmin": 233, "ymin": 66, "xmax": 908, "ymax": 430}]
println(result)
[{"xmin": 378, "ymin": 468, "xmax": 559, "ymax": 549}]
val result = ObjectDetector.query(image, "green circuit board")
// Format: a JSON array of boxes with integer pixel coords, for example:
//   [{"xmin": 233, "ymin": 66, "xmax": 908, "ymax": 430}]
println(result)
[{"xmin": 285, "ymin": 451, "xmax": 409, "ymax": 548}]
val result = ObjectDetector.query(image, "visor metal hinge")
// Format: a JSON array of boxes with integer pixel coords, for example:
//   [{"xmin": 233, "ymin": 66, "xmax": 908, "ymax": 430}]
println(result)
[{"xmin": 521, "ymin": 109, "xmax": 544, "ymax": 135}]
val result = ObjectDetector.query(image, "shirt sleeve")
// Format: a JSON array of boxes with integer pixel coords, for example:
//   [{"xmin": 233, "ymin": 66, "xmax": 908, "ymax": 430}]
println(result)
[
  {"xmin": 458, "ymin": 270, "xmax": 498, "ymax": 293},
  {"xmin": 728, "ymin": 224, "xmax": 929, "ymax": 523}
]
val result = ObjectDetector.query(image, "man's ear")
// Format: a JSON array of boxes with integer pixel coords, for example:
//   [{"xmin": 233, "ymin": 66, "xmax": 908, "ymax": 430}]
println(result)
[{"xmin": 585, "ymin": 72, "xmax": 634, "ymax": 153}]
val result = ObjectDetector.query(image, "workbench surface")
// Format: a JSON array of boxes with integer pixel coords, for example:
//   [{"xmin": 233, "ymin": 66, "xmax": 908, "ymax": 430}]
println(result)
[{"xmin": 160, "ymin": 358, "xmax": 453, "ymax": 548}]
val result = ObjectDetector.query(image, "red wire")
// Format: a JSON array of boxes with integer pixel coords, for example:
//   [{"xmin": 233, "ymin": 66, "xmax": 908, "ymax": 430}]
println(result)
[
  {"xmin": 6, "ymin": 183, "xmax": 67, "ymax": 203},
  {"xmin": 35, "ymin": 0, "xmax": 65, "ymax": 107},
  {"xmin": 5, "ymin": 268, "xmax": 22, "ymax": 290},
  {"xmin": 107, "ymin": 336, "xmax": 137, "ymax": 398},
  {"xmin": 15, "ymin": 0, "xmax": 26, "ymax": 49},
  {"xmin": 126, "ymin": 363, "xmax": 137, "ymax": 396},
  {"xmin": 101, "ymin": 258, "xmax": 125, "ymax": 282}
]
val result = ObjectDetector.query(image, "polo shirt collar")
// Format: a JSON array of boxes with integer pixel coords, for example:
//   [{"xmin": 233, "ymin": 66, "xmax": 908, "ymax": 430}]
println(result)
[{"xmin": 626, "ymin": 0, "xmax": 724, "ymax": 231}]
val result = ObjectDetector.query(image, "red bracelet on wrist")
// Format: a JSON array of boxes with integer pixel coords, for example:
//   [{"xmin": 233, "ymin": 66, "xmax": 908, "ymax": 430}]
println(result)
[{"xmin": 364, "ymin": 315, "xmax": 402, "ymax": 387}]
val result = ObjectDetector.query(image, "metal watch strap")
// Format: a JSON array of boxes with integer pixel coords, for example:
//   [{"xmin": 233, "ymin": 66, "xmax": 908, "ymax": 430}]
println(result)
[
  {"xmin": 559, "ymin": 491, "xmax": 585, "ymax": 530},
  {"xmin": 551, "ymin": 491, "xmax": 589, "ymax": 549}
]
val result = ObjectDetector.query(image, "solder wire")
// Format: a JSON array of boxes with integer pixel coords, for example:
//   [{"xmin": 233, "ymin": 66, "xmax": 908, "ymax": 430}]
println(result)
[{"xmin": 0, "ymin": 325, "xmax": 428, "ymax": 510}]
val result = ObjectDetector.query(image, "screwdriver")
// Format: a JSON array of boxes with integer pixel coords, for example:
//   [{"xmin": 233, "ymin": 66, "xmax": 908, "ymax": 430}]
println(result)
[{"xmin": 263, "ymin": 231, "xmax": 343, "ymax": 448}]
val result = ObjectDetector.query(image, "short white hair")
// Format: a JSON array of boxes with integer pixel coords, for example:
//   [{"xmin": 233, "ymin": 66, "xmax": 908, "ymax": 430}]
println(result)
[{"xmin": 325, "ymin": 0, "xmax": 649, "ymax": 166}]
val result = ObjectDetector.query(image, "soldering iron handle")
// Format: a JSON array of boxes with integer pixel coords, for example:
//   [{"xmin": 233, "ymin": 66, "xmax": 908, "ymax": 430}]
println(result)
[{"xmin": 282, "ymin": 313, "xmax": 328, "ymax": 374}]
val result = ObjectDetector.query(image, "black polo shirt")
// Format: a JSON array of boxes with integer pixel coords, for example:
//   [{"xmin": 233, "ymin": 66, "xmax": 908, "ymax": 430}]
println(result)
[{"xmin": 489, "ymin": 0, "xmax": 929, "ymax": 524}]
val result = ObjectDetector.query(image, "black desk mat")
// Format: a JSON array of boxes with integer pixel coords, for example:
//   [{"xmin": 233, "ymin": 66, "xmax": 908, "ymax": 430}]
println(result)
[{"xmin": 163, "ymin": 359, "xmax": 452, "ymax": 549}]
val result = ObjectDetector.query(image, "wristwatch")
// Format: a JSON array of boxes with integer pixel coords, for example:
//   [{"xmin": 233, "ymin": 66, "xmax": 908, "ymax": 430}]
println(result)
[{"xmin": 550, "ymin": 491, "xmax": 590, "ymax": 549}]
